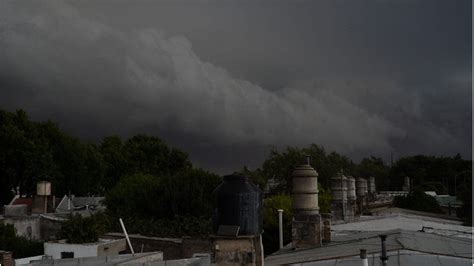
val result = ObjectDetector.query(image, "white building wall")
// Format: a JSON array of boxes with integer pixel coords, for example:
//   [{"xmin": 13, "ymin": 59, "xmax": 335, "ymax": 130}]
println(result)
[{"xmin": 44, "ymin": 242, "xmax": 98, "ymax": 259}]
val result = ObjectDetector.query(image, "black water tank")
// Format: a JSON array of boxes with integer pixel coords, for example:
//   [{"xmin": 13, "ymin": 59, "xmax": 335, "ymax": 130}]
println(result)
[{"xmin": 213, "ymin": 174, "xmax": 263, "ymax": 236}]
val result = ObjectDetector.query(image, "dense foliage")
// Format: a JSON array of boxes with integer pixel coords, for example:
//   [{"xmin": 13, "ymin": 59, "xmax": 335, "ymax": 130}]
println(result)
[
  {"xmin": 0, "ymin": 108, "xmax": 472, "ymax": 256},
  {"xmin": 258, "ymin": 145, "xmax": 356, "ymax": 193},
  {"xmin": 390, "ymin": 154, "xmax": 471, "ymax": 194},
  {"xmin": 104, "ymin": 169, "xmax": 221, "ymax": 234},
  {"xmin": 393, "ymin": 188, "xmax": 443, "ymax": 214},
  {"xmin": 0, "ymin": 223, "xmax": 43, "ymax": 258},
  {"xmin": 59, "ymin": 214, "xmax": 112, "ymax": 244},
  {"xmin": 0, "ymin": 109, "xmax": 193, "ymax": 202},
  {"xmin": 262, "ymin": 194, "xmax": 293, "ymax": 255}
]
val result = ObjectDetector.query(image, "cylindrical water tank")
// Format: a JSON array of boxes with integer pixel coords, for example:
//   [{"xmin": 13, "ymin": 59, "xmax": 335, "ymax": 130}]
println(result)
[
  {"xmin": 292, "ymin": 164, "xmax": 319, "ymax": 215},
  {"xmin": 369, "ymin": 177, "xmax": 376, "ymax": 193},
  {"xmin": 356, "ymin": 178, "xmax": 367, "ymax": 197},
  {"xmin": 213, "ymin": 175, "xmax": 263, "ymax": 236},
  {"xmin": 37, "ymin": 181, "xmax": 51, "ymax": 196},
  {"xmin": 347, "ymin": 176, "xmax": 357, "ymax": 200},
  {"xmin": 330, "ymin": 173, "xmax": 347, "ymax": 202}
]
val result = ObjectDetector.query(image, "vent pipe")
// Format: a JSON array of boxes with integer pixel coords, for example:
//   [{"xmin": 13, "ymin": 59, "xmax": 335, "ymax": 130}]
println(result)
[
  {"xmin": 379, "ymin": 234, "xmax": 388, "ymax": 266},
  {"xmin": 278, "ymin": 209, "xmax": 284, "ymax": 249},
  {"xmin": 120, "ymin": 218, "xmax": 135, "ymax": 255},
  {"xmin": 360, "ymin": 249, "xmax": 368, "ymax": 266}
]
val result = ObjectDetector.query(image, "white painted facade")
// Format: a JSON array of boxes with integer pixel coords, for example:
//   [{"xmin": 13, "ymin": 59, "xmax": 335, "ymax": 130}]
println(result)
[{"xmin": 44, "ymin": 238, "xmax": 126, "ymax": 259}]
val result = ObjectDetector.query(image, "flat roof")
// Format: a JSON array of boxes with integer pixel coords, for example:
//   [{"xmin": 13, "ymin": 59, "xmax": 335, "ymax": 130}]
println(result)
[
  {"xmin": 333, "ymin": 212, "xmax": 471, "ymax": 239},
  {"xmin": 265, "ymin": 230, "xmax": 472, "ymax": 265}
]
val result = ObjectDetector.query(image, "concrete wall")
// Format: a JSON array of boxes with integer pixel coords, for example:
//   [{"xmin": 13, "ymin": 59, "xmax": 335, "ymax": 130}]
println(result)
[
  {"xmin": 44, "ymin": 242, "xmax": 98, "ymax": 259},
  {"xmin": 97, "ymin": 239, "xmax": 127, "ymax": 257},
  {"xmin": 44, "ymin": 239, "xmax": 125, "ymax": 259},
  {"xmin": 102, "ymin": 233, "xmax": 212, "ymax": 260},
  {"xmin": 4, "ymin": 204, "xmax": 28, "ymax": 216},
  {"xmin": 4, "ymin": 216, "xmax": 41, "ymax": 240},
  {"xmin": 213, "ymin": 237, "xmax": 260, "ymax": 265},
  {"xmin": 15, "ymin": 255, "xmax": 44, "ymax": 265}
]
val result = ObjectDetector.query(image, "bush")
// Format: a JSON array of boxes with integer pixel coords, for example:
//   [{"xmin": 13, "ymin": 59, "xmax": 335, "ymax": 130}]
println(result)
[
  {"xmin": 0, "ymin": 223, "xmax": 43, "ymax": 258},
  {"xmin": 262, "ymin": 194, "xmax": 293, "ymax": 255},
  {"xmin": 103, "ymin": 169, "xmax": 221, "ymax": 237},
  {"xmin": 105, "ymin": 169, "xmax": 221, "ymax": 220},
  {"xmin": 59, "ymin": 214, "xmax": 107, "ymax": 243},
  {"xmin": 393, "ymin": 188, "xmax": 443, "ymax": 214},
  {"xmin": 318, "ymin": 185, "xmax": 332, "ymax": 213}
]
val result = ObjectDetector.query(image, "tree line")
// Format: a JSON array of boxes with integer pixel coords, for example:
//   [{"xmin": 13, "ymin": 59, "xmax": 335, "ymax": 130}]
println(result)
[{"xmin": 0, "ymin": 108, "xmax": 471, "ymax": 255}]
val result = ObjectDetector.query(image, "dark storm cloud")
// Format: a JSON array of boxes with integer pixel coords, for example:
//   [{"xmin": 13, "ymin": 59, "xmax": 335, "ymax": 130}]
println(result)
[{"xmin": 0, "ymin": 0, "xmax": 470, "ymax": 173}]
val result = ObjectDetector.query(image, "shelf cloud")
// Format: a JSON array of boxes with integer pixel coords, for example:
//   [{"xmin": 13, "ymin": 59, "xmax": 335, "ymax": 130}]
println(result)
[{"xmin": 0, "ymin": 0, "xmax": 470, "ymax": 172}]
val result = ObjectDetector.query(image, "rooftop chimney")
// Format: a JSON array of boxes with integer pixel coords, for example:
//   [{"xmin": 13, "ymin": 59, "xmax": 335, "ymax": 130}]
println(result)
[
  {"xmin": 368, "ymin": 177, "xmax": 376, "ymax": 194},
  {"xmin": 330, "ymin": 171, "xmax": 348, "ymax": 221},
  {"xmin": 346, "ymin": 176, "xmax": 357, "ymax": 221},
  {"xmin": 356, "ymin": 178, "xmax": 368, "ymax": 214},
  {"xmin": 291, "ymin": 162, "xmax": 324, "ymax": 248}
]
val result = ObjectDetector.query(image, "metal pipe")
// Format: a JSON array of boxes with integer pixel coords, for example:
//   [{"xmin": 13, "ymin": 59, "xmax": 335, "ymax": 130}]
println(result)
[
  {"xmin": 119, "ymin": 218, "xmax": 135, "ymax": 255},
  {"xmin": 341, "ymin": 173, "xmax": 346, "ymax": 221},
  {"xmin": 360, "ymin": 249, "xmax": 368, "ymax": 266},
  {"xmin": 379, "ymin": 234, "xmax": 388, "ymax": 265},
  {"xmin": 278, "ymin": 209, "xmax": 284, "ymax": 249}
]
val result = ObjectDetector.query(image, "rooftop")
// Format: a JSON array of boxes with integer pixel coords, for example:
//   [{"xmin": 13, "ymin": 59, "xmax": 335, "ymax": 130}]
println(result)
[
  {"xmin": 265, "ymin": 230, "xmax": 472, "ymax": 265},
  {"xmin": 266, "ymin": 207, "xmax": 472, "ymax": 265},
  {"xmin": 333, "ymin": 209, "xmax": 471, "ymax": 239}
]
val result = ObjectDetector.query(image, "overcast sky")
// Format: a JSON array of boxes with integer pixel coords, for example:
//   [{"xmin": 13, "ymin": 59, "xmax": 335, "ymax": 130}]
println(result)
[{"xmin": 0, "ymin": 0, "xmax": 471, "ymax": 173}]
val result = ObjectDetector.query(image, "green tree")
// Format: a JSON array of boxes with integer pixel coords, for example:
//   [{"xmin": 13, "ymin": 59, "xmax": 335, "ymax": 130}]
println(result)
[
  {"xmin": 262, "ymin": 194, "xmax": 292, "ymax": 255},
  {"xmin": 393, "ymin": 187, "xmax": 443, "ymax": 214},
  {"xmin": 100, "ymin": 135, "xmax": 127, "ymax": 189},
  {"xmin": 355, "ymin": 157, "xmax": 389, "ymax": 190},
  {"xmin": 260, "ymin": 144, "xmax": 355, "ymax": 194},
  {"xmin": 105, "ymin": 169, "xmax": 220, "ymax": 220},
  {"xmin": 59, "ymin": 214, "xmax": 106, "ymax": 243},
  {"xmin": 48, "ymin": 134, "xmax": 105, "ymax": 196},
  {"xmin": 104, "ymin": 169, "xmax": 220, "ymax": 236},
  {"xmin": 318, "ymin": 185, "xmax": 332, "ymax": 213},
  {"xmin": 0, "ymin": 109, "xmax": 58, "ymax": 196},
  {"xmin": 0, "ymin": 223, "xmax": 43, "ymax": 258},
  {"xmin": 123, "ymin": 135, "xmax": 192, "ymax": 177}
]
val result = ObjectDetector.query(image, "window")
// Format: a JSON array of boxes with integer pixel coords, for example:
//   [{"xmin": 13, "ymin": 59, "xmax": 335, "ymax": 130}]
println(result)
[{"xmin": 61, "ymin": 252, "xmax": 74, "ymax": 259}]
